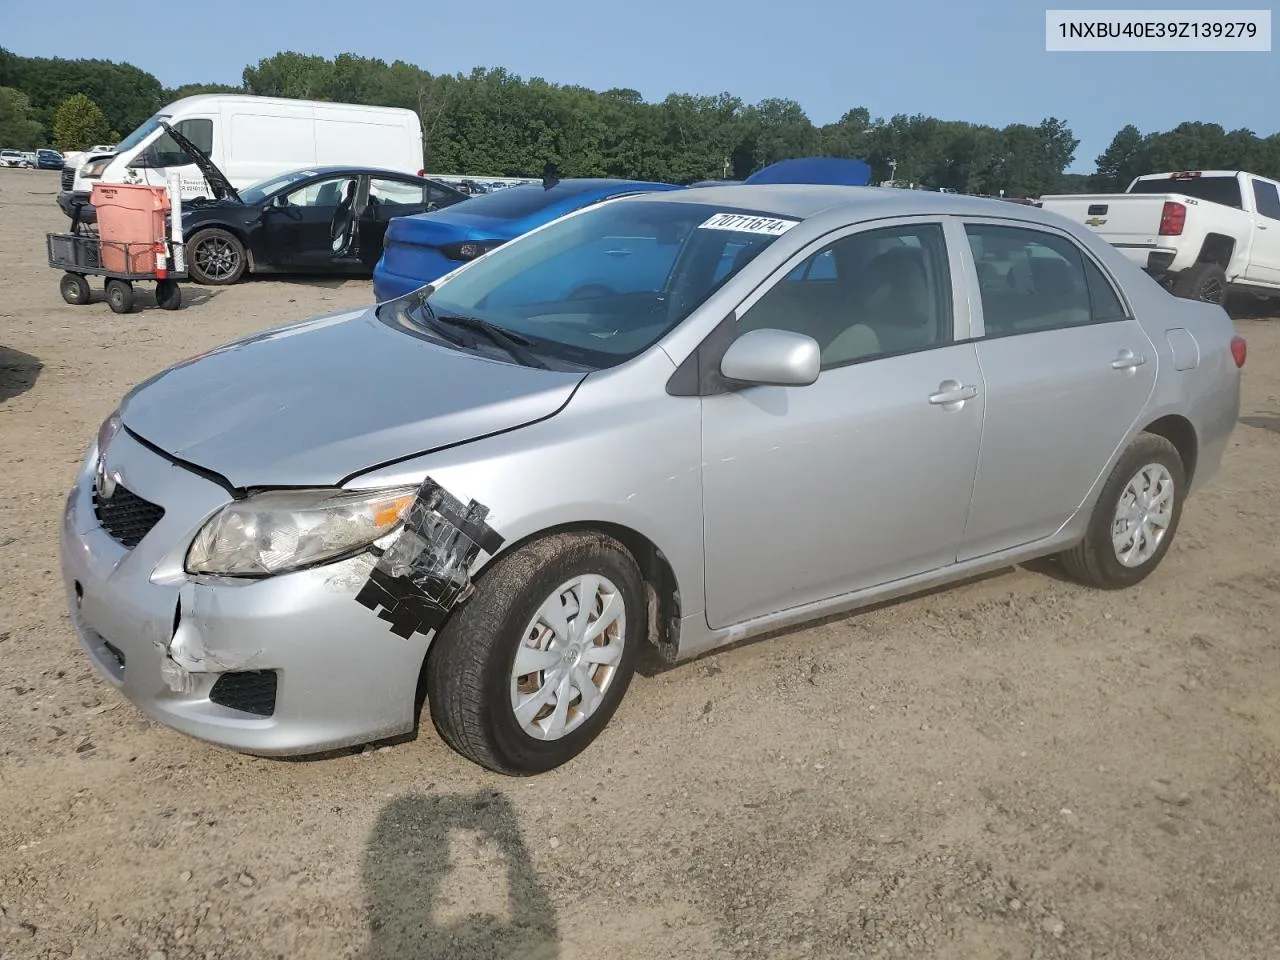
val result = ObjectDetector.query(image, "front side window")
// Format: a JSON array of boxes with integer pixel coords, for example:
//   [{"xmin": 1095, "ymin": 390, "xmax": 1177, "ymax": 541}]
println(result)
[
  {"xmin": 736, "ymin": 223, "xmax": 952, "ymax": 368},
  {"xmin": 964, "ymin": 224, "xmax": 1111, "ymax": 336},
  {"xmin": 1252, "ymin": 178, "xmax": 1280, "ymax": 221},
  {"xmin": 384, "ymin": 200, "xmax": 799, "ymax": 368},
  {"xmin": 282, "ymin": 176, "xmax": 357, "ymax": 209}
]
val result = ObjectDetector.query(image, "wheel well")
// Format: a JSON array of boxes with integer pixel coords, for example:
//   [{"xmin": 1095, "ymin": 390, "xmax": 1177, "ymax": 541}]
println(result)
[
  {"xmin": 1143, "ymin": 415, "xmax": 1198, "ymax": 485},
  {"xmin": 1197, "ymin": 234, "xmax": 1234, "ymax": 268},
  {"xmin": 493, "ymin": 521, "xmax": 683, "ymax": 663}
]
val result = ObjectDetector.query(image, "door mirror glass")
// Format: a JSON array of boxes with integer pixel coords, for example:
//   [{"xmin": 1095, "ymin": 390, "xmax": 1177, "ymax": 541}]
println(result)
[{"xmin": 720, "ymin": 328, "xmax": 820, "ymax": 387}]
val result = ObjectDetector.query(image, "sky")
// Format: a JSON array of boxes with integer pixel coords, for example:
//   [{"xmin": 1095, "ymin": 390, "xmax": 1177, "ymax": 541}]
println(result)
[{"xmin": 1, "ymin": 0, "xmax": 1276, "ymax": 173}]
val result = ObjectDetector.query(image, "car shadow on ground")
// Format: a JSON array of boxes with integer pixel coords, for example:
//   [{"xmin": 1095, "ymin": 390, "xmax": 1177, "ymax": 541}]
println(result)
[
  {"xmin": 0, "ymin": 345, "xmax": 42, "ymax": 403},
  {"xmin": 1239, "ymin": 413, "xmax": 1280, "ymax": 436},
  {"xmin": 360, "ymin": 791, "xmax": 560, "ymax": 960}
]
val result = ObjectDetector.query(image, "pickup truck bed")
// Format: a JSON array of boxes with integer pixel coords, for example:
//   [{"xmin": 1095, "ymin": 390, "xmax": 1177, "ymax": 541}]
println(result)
[{"xmin": 1040, "ymin": 170, "xmax": 1280, "ymax": 305}]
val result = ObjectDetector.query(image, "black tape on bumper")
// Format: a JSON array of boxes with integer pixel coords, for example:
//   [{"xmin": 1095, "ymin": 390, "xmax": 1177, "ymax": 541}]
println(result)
[{"xmin": 355, "ymin": 478, "xmax": 504, "ymax": 639}]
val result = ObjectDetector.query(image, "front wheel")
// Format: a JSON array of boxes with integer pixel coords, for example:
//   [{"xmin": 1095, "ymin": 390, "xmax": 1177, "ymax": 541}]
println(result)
[
  {"xmin": 425, "ymin": 531, "xmax": 644, "ymax": 775},
  {"xmin": 188, "ymin": 228, "xmax": 246, "ymax": 285},
  {"xmin": 59, "ymin": 272, "xmax": 90, "ymax": 305},
  {"xmin": 1059, "ymin": 433, "xmax": 1185, "ymax": 589},
  {"xmin": 105, "ymin": 278, "xmax": 135, "ymax": 314}
]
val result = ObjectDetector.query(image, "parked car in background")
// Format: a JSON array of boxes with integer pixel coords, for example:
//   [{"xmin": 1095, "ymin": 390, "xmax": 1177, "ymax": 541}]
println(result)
[
  {"xmin": 181, "ymin": 165, "xmax": 468, "ymax": 285},
  {"xmin": 61, "ymin": 185, "xmax": 1242, "ymax": 774},
  {"xmin": 36, "ymin": 149, "xmax": 64, "ymax": 170},
  {"xmin": 60, "ymin": 94, "xmax": 424, "ymax": 225},
  {"xmin": 372, "ymin": 175, "xmax": 683, "ymax": 300},
  {"xmin": 0, "ymin": 149, "xmax": 31, "ymax": 168},
  {"xmin": 1039, "ymin": 170, "xmax": 1280, "ymax": 305}
]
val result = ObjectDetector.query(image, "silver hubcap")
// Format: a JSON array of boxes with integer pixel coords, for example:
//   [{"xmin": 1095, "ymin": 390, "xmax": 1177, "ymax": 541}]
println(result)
[
  {"xmin": 1111, "ymin": 463, "xmax": 1175, "ymax": 567},
  {"xmin": 194, "ymin": 237, "xmax": 239, "ymax": 280},
  {"xmin": 509, "ymin": 574, "xmax": 626, "ymax": 741}
]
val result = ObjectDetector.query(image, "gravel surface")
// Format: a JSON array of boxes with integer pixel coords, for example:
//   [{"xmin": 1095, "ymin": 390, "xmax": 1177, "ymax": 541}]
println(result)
[{"xmin": 2, "ymin": 167, "xmax": 1280, "ymax": 960}]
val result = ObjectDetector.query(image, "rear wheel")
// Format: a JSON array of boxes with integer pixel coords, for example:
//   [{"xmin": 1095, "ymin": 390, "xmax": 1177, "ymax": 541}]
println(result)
[
  {"xmin": 155, "ymin": 279, "xmax": 182, "ymax": 310},
  {"xmin": 425, "ymin": 531, "xmax": 644, "ymax": 775},
  {"xmin": 105, "ymin": 279, "xmax": 135, "ymax": 314},
  {"xmin": 1059, "ymin": 433, "xmax": 1185, "ymax": 589},
  {"xmin": 1172, "ymin": 262, "xmax": 1227, "ymax": 304},
  {"xmin": 188, "ymin": 228, "xmax": 246, "ymax": 285},
  {"xmin": 59, "ymin": 272, "xmax": 90, "ymax": 305}
]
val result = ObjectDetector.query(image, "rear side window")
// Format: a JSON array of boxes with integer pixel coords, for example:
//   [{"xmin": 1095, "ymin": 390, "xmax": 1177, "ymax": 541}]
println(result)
[
  {"xmin": 965, "ymin": 224, "xmax": 1114, "ymax": 336},
  {"xmin": 1252, "ymin": 179, "xmax": 1280, "ymax": 221},
  {"xmin": 1128, "ymin": 175, "xmax": 1243, "ymax": 209}
]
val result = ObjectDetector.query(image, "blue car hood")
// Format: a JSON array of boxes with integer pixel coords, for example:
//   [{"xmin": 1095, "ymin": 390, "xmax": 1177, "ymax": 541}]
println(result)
[{"xmin": 118, "ymin": 307, "xmax": 586, "ymax": 488}]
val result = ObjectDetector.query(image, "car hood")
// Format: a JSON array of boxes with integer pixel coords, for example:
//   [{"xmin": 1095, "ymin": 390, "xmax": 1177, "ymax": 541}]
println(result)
[{"xmin": 118, "ymin": 306, "xmax": 587, "ymax": 489}]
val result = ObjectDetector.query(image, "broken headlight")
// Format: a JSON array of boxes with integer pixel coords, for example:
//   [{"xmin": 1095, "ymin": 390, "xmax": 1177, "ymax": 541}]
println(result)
[{"xmin": 185, "ymin": 486, "xmax": 419, "ymax": 577}]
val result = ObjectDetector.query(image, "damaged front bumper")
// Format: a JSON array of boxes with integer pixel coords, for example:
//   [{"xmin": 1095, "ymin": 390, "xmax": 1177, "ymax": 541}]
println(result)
[{"xmin": 58, "ymin": 429, "xmax": 432, "ymax": 756}]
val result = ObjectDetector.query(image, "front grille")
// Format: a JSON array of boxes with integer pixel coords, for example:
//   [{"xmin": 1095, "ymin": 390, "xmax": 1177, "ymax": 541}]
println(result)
[
  {"xmin": 209, "ymin": 671, "xmax": 278, "ymax": 717},
  {"xmin": 92, "ymin": 483, "xmax": 165, "ymax": 548},
  {"xmin": 61, "ymin": 166, "xmax": 75, "ymax": 191}
]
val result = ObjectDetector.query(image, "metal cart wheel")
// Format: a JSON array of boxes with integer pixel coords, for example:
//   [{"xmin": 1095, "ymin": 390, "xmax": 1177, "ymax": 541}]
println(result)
[
  {"xmin": 106, "ymin": 279, "xmax": 135, "ymax": 314},
  {"xmin": 59, "ymin": 272, "xmax": 91, "ymax": 305},
  {"xmin": 155, "ymin": 279, "xmax": 182, "ymax": 311}
]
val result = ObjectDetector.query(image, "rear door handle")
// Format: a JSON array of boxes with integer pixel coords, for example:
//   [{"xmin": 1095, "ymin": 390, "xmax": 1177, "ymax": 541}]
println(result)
[
  {"xmin": 928, "ymin": 381, "xmax": 978, "ymax": 406},
  {"xmin": 1112, "ymin": 349, "xmax": 1147, "ymax": 371}
]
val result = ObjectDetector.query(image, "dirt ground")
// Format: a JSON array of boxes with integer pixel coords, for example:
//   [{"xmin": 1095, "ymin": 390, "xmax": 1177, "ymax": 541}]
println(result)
[{"xmin": 2, "ymin": 165, "xmax": 1280, "ymax": 960}]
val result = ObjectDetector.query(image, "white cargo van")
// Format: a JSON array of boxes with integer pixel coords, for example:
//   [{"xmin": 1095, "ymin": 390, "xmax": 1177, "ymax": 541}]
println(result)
[{"xmin": 58, "ymin": 94, "xmax": 424, "ymax": 222}]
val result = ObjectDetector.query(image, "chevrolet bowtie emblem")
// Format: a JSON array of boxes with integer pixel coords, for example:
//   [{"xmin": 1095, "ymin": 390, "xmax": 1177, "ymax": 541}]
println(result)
[{"xmin": 1085, "ymin": 216, "xmax": 1107, "ymax": 227}]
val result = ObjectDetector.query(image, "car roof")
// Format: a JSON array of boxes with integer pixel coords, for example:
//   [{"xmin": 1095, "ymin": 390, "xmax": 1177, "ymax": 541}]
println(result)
[{"xmin": 624, "ymin": 183, "xmax": 1074, "ymax": 226}]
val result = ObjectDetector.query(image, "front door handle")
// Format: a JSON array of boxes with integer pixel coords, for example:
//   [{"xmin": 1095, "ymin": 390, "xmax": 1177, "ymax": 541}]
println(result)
[
  {"xmin": 928, "ymin": 380, "xmax": 978, "ymax": 406},
  {"xmin": 1112, "ymin": 349, "xmax": 1147, "ymax": 371}
]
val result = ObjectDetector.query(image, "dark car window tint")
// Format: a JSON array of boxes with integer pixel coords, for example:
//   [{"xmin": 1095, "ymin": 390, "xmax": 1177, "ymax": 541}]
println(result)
[
  {"xmin": 447, "ymin": 183, "xmax": 616, "ymax": 220},
  {"xmin": 1253, "ymin": 178, "xmax": 1280, "ymax": 221},
  {"xmin": 1128, "ymin": 175, "xmax": 1243, "ymax": 209},
  {"xmin": 965, "ymin": 224, "xmax": 1105, "ymax": 336},
  {"xmin": 738, "ymin": 223, "xmax": 952, "ymax": 368},
  {"xmin": 1082, "ymin": 256, "xmax": 1128, "ymax": 321}
]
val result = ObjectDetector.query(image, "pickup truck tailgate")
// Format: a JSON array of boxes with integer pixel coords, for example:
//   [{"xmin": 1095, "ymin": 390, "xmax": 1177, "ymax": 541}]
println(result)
[{"xmin": 1038, "ymin": 193, "xmax": 1175, "ymax": 246}]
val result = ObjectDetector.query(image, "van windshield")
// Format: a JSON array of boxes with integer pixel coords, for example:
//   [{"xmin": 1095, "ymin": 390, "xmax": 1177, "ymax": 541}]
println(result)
[{"xmin": 115, "ymin": 115, "xmax": 170, "ymax": 154}]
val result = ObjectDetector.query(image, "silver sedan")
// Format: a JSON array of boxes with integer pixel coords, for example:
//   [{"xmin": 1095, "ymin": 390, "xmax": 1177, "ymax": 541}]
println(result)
[{"xmin": 59, "ymin": 185, "xmax": 1245, "ymax": 774}]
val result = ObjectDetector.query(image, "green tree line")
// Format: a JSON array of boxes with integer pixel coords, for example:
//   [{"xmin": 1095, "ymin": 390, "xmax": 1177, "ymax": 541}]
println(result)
[{"xmin": 2, "ymin": 46, "xmax": 1277, "ymax": 195}]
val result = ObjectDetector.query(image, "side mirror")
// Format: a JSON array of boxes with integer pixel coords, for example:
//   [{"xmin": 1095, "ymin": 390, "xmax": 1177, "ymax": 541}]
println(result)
[{"xmin": 719, "ymin": 328, "xmax": 820, "ymax": 387}]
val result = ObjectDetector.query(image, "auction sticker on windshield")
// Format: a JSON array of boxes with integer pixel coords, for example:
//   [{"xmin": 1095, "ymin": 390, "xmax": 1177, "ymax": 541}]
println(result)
[{"xmin": 698, "ymin": 212, "xmax": 799, "ymax": 235}]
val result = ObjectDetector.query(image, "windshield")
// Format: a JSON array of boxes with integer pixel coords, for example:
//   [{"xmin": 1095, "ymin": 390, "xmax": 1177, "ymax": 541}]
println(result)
[
  {"xmin": 381, "ymin": 199, "xmax": 800, "ymax": 369},
  {"xmin": 239, "ymin": 170, "xmax": 319, "ymax": 205},
  {"xmin": 1129, "ymin": 175, "xmax": 1243, "ymax": 209},
  {"xmin": 115, "ymin": 114, "xmax": 170, "ymax": 154}
]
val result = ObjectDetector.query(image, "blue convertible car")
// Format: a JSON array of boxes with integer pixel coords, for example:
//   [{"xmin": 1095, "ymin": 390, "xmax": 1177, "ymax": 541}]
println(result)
[{"xmin": 372, "ymin": 174, "xmax": 682, "ymax": 301}]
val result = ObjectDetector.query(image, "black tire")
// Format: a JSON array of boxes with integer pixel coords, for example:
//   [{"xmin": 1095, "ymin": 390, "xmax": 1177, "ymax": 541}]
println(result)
[
  {"xmin": 187, "ymin": 228, "xmax": 247, "ymax": 285},
  {"xmin": 425, "ymin": 531, "xmax": 645, "ymax": 775},
  {"xmin": 1171, "ymin": 262, "xmax": 1227, "ymax": 304},
  {"xmin": 1059, "ymin": 433, "xmax": 1186, "ymax": 589},
  {"xmin": 155, "ymin": 279, "xmax": 182, "ymax": 310},
  {"xmin": 105, "ymin": 279, "xmax": 134, "ymax": 314},
  {"xmin": 59, "ymin": 272, "xmax": 91, "ymax": 305}
]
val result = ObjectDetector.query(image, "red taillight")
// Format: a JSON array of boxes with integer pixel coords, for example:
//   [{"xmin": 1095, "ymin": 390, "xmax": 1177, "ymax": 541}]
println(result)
[
  {"xmin": 1159, "ymin": 201, "xmax": 1186, "ymax": 236},
  {"xmin": 417, "ymin": 168, "xmax": 425, "ymax": 177},
  {"xmin": 1231, "ymin": 335, "xmax": 1247, "ymax": 368}
]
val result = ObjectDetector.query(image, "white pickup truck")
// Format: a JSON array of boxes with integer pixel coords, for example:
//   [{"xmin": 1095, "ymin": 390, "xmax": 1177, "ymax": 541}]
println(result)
[{"xmin": 1039, "ymin": 170, "xmax": 1280, "ymax": 305}]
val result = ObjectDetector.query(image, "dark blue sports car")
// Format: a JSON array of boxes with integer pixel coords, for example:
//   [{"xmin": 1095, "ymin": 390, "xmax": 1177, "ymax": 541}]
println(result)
[{"xmin": 372, "ymin": 174, "xmax": 683, "ymax": 301}]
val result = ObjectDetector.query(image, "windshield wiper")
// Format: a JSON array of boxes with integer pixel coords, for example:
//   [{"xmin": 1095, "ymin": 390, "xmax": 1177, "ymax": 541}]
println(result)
[{"xmin": 435, "ymin": 314, "xmax": 548, "ymax": 369}]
